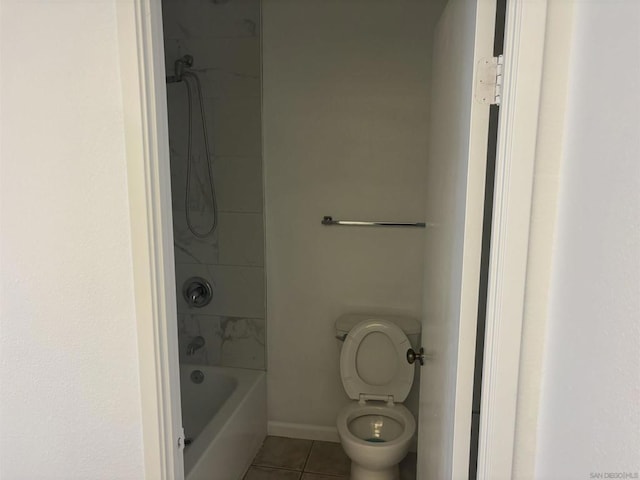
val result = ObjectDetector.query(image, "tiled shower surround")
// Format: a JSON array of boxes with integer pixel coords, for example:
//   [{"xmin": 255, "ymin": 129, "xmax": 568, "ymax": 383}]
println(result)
[{"xmin": 162, "ymin": 0, "xmax": 264, "ymax": 370}]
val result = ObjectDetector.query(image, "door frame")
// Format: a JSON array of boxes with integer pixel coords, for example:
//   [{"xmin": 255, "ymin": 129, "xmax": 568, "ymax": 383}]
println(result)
[
  {"xmin": 116, "ymin": 0, "xmax": 185, "ymax": 478},
  {"xmin": 477, "ymin": 0, "xmax": 548, "ymax": 478},
  {"xmin": 118, "ymin": 0, "xmax": 549, "ymax": 478}
]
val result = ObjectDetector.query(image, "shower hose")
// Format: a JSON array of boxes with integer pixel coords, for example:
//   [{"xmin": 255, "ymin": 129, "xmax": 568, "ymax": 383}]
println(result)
[{"xmin": 182, "ymin": 70, "xmax": 218, "ymax": 238}]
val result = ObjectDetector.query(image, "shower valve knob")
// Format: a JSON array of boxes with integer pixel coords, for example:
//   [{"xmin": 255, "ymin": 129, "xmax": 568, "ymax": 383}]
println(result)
[
  {"xmin": 406, "ymin": 347, "xmax": 425, "ymax": 366},
  {"xmin": 183, "ymin": 277, "xmax": 213, "ymax": 307}
]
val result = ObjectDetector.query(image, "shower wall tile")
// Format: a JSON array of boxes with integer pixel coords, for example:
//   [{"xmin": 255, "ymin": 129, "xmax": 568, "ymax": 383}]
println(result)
[
  {"xmin": 169, "ymin": 147, "xmax": 221, "ymax": 264},
  {"xmin": 172, "ymin": 212, "xmax": 263, "ymax": 266},
  {"xmin": 173, "ymin": 224, "xmax": 220, "ymax": 265},
  {"xmin": 162, "ymin": 0, "xmax": 260, "ymax": 41},
  {"xmin": 210, "ymin": 265, "xmax": 264, "ymax": 318},
  {"xmin": 164, "ymin": 37, "xmax": 260, "ymax": 78},
  {"xmin": 164, "ymin": 0, "xmax": 264, "ymax": 371},
  {"xmin": 165, "ymin": 86, "xmax": 190, "ymax": 156},
  {"xmin": 166, "ymin": 91, "xmax": 261, "ymax": 159},
  {"xmin": 178, "ymin": 313, "xmax": 265, "ymax": 370},
  {"xmin": 178, "ymin": 312, "xmax": 210, "ymax": 364},
  {"xmin": 197, "ymin": 314, "xmax": 224, "ymax": 365},
  {"xmin": 175, "ymin": 262, "xmax": 265, "ymax": 318},
  {"xmin": 165, "ymin": 64, "xmax": 259, "ymax": 100},
  {"xmin": 178, "ymin": 313, "xmax": 224, "ymax": 365},
  {"xmin": 209, "ymin": 96, "xmax": 262, "ymax": 156},
  {"xmin": 214, "ymin": 156, "xmax": 263, "ymax": 213},
  {"xmin": 169, "ymin": 153, "xmax": 187, "ymax": 210},
  {"xmin": 163, "ymin": 38, "xmax": 181, "ymax": 76},
  {"xmin": 169, "ymin": 158, "xmax": 214, "ymax": 225},
  {"xmin": 166, "ymin": 87, "xmax": 212, "ymax": 166},
  {"xmin": 217, "ymin": 212, "xmax": 264, "ymax": 266},
  {"xmin": 195, "ymin": 68, "xmax": 260, "ymax": 98},
  {"xmin": 219, "ymin": 317, "xmax": 265, "ymax": 370}
]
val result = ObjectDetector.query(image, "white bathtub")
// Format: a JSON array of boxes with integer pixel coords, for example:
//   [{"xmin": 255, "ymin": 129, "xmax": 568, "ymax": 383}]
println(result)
[{"xmin": 180, "ymin": 365, "xmax": 267, "ymax": 480}]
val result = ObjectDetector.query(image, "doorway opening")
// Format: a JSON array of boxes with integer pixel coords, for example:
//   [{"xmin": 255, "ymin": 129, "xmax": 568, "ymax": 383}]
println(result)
[{"xmin": 129, "ymin": 2, "xmax": 544, "ymax": 476}]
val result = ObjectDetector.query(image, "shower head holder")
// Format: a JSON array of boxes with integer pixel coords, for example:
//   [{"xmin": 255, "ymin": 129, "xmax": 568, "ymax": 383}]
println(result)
[{"xmin": 174, "ymin": 54, "xmax": 194, "ymax": 82}]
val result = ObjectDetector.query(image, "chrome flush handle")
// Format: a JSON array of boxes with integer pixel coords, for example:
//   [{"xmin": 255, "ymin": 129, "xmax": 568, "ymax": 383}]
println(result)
[{"xmin": 406, "ymin": 347, "xmax": 426, "ymax": 366}]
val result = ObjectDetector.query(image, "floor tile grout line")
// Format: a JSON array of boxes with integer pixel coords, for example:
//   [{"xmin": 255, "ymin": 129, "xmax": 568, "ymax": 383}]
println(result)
[
  {"xmin": 249, "ymin": 464, "xmax": 305, "ymax": 473},
  {"xmin": 301, "ymin": 442, "xmax": 351, "ymax": 478},
  {"xmin": 301, "ymin": 440, "xmax": 315, "ymax": 473},
  {"xmin": 303, "ymin": 473, "xmax": 348, "ymax": 479}
]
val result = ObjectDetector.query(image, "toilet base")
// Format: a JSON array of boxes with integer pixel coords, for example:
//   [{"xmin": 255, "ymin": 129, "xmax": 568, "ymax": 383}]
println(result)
[{"xmin": 351, "ymin": 461, "xmax": 400, "ymax": 480}]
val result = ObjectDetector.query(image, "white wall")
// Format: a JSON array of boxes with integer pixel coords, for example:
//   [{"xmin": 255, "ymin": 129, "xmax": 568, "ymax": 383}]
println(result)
[
  {"xmin": 532, "ymin": 1, "xmax": 640, "ymax": 477},
  {"xmin": 0, "ymin": 1, "xmax": 146, "ymax": 478},
  {"xmin": 263, "ymin": 0, "xmax": 436, "ymax": 435}
]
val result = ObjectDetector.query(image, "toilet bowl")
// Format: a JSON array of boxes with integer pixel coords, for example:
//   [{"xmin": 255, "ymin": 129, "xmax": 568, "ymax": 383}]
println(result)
[
  {"xmin": 337, "ymin": 402, "xmax": 415, "ymax": 480},
  {"xmin": 335, "ymin": 316, "xmax": 418, "ymax": 480}
]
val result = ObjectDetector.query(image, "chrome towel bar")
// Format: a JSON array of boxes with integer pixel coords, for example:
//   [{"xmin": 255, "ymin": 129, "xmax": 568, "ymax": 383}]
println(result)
[{"xmin": 322, "ymin": 216, "xmax": 428, "ymax": 228}]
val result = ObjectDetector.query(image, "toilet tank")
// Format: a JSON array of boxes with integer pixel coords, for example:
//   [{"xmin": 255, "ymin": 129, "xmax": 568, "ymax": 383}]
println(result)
[{"xmin": 335, "ymin": 313, "xmax": 421, "ymax": 346}]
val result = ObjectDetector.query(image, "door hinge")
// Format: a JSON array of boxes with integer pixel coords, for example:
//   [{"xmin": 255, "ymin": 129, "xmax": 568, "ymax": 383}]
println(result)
[
  {"xmin": 475, "ymin": 55, "xmax": 504, "ymax": 106},
  {"xmin": 178, "ymin": 427, "xmax": 185, "ymax": 451}
]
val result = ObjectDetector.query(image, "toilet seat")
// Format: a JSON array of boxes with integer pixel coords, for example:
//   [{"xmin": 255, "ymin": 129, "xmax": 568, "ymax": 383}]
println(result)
[{"xmin": 340, "ymin": 320, "xmax": 414, "ymax": 403}]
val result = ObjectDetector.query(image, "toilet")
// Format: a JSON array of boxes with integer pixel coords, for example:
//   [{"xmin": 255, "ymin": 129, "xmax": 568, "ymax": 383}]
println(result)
[{"xmin": 335, "ymin": 314, "xmax": 419, "ymax": 480}]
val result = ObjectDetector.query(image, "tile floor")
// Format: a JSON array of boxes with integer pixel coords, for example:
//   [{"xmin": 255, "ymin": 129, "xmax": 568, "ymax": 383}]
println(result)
[{"xmin": 244, "ymin": 436, "xmax": 417, "ymax": 480}]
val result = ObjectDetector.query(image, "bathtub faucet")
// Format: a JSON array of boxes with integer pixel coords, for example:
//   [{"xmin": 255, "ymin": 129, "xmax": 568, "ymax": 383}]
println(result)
[{"xmin": 187, "ymin": 336, "xmax": 205, "ymax": 355}]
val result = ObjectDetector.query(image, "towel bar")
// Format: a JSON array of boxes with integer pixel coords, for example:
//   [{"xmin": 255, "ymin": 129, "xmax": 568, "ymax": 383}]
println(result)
[{"xmin": 321, "ymin": 216, "xmax": 428, "ymax": 228}]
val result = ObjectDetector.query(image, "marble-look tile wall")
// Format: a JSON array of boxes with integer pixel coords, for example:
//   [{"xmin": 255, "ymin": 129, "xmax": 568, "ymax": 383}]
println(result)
[{"xmin": 162, "ymin": 0, "xmax": 264, "ymax": 370}]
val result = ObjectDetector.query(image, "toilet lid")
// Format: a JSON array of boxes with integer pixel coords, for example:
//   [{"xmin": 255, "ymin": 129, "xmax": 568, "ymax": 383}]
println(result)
[{"xmin": 340, "ymin": 319, "xmax": 414, "ymax": 402}]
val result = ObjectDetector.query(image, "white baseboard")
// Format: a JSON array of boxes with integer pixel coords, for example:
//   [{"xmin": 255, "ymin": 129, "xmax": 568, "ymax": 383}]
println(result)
[{"xmin": 267, "ymin": 421, "xmax": 340, "ymax": 443}]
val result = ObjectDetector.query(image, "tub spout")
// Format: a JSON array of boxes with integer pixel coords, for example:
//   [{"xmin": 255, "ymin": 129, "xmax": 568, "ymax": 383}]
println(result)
[{"xmin": 187, "ymin": 336, "xmax": 205, "ymax": 355}]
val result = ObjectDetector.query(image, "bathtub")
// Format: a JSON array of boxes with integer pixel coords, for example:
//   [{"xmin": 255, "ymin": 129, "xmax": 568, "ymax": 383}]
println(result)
[{"xmin": 180, "ymin": 365, "xmax": 267, "ymax": 480}]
